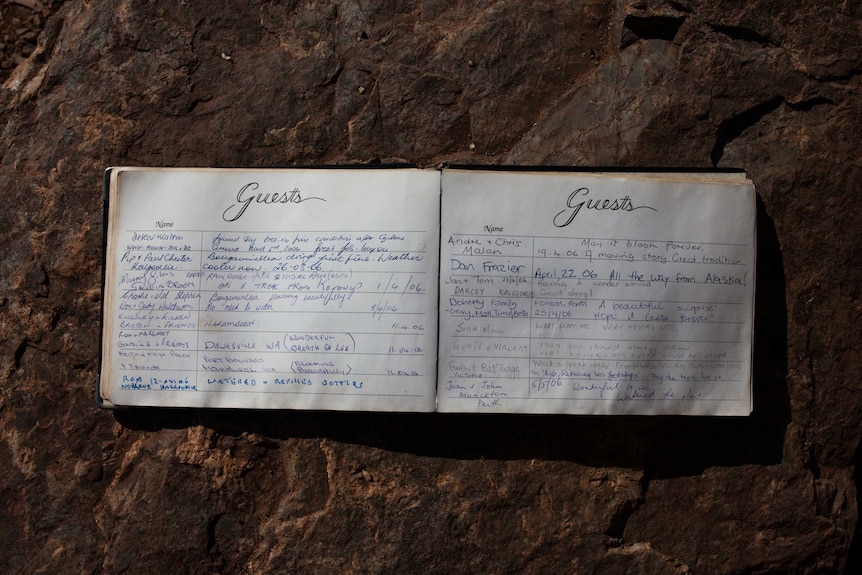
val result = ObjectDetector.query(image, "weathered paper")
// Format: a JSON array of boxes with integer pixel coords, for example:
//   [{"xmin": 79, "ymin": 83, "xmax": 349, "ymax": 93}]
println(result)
[
  {"xmin": 437, "ymin": 169, "xmax": 755, "ymax": 415},
  {"xmin": 101, "ymin": 167, "xmax": 755, "ymax": 415},
  {"xmin": 101, "ymin": 168, "xmax": 440, "ymax": 411}
]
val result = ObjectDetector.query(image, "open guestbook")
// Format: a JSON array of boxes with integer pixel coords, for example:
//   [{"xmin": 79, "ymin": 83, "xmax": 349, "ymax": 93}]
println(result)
[{"xmin": 99, "ymin": 167, "xmax": 755, "ymax": 415}]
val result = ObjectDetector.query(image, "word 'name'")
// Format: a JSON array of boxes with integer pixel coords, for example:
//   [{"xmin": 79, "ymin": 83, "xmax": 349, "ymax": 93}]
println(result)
[
  {"xmin": 553, "ymin": 187, "xmax": 656, "ymax": 228},
  {"xmin": 223, "ymin": 182, "xmax": 326, "ymax": 222}
]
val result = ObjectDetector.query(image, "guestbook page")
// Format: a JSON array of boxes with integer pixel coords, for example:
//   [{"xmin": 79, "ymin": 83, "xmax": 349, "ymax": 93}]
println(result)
[
  {"xmin": 101, "ymin": 168, "xmax": 441, "ymax": 411},
  {"xmin": 438, "ymin": 169, "xmax": 755, "ymax": 415}
]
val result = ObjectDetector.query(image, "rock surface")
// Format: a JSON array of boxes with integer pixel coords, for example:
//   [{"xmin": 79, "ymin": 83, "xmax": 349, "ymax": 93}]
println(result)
[{"xmin": 1, "ymin": 0, "xmax": 861, "ymax": 573}]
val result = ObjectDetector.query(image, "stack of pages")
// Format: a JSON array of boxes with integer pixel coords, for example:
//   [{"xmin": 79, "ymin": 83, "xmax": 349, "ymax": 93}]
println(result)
[{"xmin": 99, "ymin": 167, "xmax": 755, "ymax": 415}]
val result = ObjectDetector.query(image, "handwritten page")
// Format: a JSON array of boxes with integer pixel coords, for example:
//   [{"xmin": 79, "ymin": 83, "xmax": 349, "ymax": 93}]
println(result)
[
  {"xmin": 437, "ymin": 169, "xmax": 755, "ymax": 415},
  {"xmin": 101, "ymin": 168, "xmax": 440, "ymax": 411}
]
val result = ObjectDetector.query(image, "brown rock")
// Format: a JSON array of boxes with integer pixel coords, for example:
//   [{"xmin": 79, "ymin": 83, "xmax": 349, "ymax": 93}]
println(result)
[{"xmin": 0, "ymin": 1, "xmax": 860, "ymax": 573}]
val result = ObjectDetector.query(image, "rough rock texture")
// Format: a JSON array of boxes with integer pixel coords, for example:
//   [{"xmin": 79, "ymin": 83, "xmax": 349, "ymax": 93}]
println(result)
[
  {"xmin": 1, "ymin": 0, "xmax": 861, "ymax": 573},
  {"xmin": 0, "ymin": 0, "xmax": 65, "ymax": 83}
]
